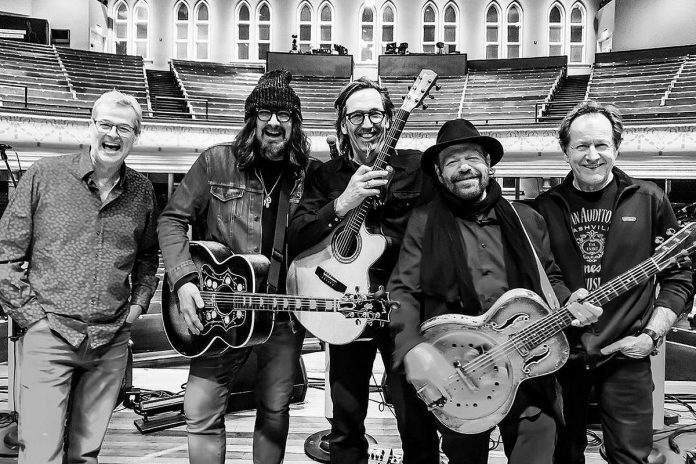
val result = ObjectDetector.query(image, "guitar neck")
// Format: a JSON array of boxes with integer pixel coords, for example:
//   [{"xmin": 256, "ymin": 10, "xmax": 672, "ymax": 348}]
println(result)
[
  {"xmin": 344, "ymin": 108, "xmax": 409, "ymax": 234},
  {"xmin": 517, "ymin": 255, "xmax": 662, "ymax": 350},
  {"xmin": 200, "ymin": 291, "xmax": 344, "ymax": 313}
]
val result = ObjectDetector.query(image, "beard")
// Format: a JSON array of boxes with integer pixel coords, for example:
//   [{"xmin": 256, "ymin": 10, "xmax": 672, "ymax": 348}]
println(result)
[
  {"xmin": 447, "ymin": 173, "xmax": 489, "ymax": 201},
  {"xmin": 258, "ymin": 137, "xmax": 288, "ymax": 162}
]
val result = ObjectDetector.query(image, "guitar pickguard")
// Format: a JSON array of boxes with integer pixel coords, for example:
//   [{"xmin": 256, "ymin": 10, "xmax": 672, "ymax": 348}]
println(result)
[{"xmin": 199, "ymin": 264, "xmax": 248, "ymax": 333}]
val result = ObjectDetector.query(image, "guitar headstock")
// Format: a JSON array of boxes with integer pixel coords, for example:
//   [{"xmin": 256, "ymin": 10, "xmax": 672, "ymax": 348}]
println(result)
[
  {"xmin": 401, "ymin": 69, "xmax": 438, "ymax": 113},
  {"xmin": 337, "ymin": 290, "xmax": 394, "ymax": 325},
  {"xmin": 653, "ymin": 222, "xmax": 696, "ymax": 271}
]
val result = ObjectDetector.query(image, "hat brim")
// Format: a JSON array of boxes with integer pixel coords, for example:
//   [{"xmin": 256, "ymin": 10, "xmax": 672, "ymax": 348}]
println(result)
[{"xmin": 421, "ymin": 135, "xmax": 504, "ymax": 176}]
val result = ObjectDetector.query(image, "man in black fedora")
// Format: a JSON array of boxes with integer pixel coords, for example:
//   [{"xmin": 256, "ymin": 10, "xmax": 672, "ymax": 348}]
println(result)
[{"xmin": 388, "ymin": 118, "xmax": 602, "ymax": 464}]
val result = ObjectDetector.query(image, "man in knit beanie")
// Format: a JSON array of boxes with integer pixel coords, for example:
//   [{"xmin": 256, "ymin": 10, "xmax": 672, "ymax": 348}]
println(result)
[{"xmin": 158, "ymin": 68, "xmax": 311, "ymax": 464}]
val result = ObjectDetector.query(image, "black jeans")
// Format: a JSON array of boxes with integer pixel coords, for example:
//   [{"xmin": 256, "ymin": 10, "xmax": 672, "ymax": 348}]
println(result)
[
  {"xmin": 391, "ymin": 373, "xmax": 557, "ymax": 464},
  {"xmin": 554, "ymin": 355, "xmax": 654, "ymax": 464}
]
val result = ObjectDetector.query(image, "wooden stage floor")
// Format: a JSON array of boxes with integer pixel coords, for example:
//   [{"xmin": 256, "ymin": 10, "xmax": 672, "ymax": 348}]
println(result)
[{"xmin": 0, "ymin": 352, "xmax": 695, "ymax": 463}]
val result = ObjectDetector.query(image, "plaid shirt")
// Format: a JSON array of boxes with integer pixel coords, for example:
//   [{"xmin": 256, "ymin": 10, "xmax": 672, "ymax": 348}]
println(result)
[{"xmin": 0, "ymin": 152, "xmax": 159, "ymax": 348}]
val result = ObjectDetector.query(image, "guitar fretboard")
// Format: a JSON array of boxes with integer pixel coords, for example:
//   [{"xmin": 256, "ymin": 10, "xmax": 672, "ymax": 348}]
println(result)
[{"xmin": 200, "ymin": 291, "xmax": 344, "ymax": 312}]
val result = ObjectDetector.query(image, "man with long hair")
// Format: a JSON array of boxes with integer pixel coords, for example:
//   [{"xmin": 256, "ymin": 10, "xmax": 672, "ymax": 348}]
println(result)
[
  {"xmin": 158, "ymin": 69, "xmax": 310, "ymax": 464},
  {"xmin": 288, "ymin": 77, "xmax": 435, "ymax": 463}
]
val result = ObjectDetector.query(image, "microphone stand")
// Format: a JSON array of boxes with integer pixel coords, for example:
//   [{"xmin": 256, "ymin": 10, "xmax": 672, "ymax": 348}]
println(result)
[{"xmin": 0, "ymin": 143, "xmax": 19, "ymax": 456}]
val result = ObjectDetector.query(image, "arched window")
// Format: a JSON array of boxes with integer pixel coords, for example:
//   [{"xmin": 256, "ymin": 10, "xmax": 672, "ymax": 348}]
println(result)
[
  {"xmin": 443, "ymin": 3, "xmax": 458, "ymax": 53},
  {"xmin": 133, "ymin": 1, "xmax": 149, "ymax": 58},
  {"xmin": 318, "ymin": 2, "xmax": 334, "ymax": 51},
  {"xmin": 548, "ymin": 3, "xmax": 564, "ymax": 56},
  {"xmin": 505, "ymin": 3, "xmax": 522, "ymax": 58},
  {"xmin": 569, "ymin": 2, "xmax": 586, "ymax": 63},
  {"xmin": 173, "ymin": 1, "xmax": 190, "ymax": 59},
  {"xmin": 194, "ymin": 1, "xmax": 209, "ymax": 60},
  {"xmin": 298, "ymin": 2, "xmax": 312, "ymax": 53},
  {"xmin": 114, "ymin": 1, "xmax": 129, "ymax": 55},
  {"xmin": 422, "ymin": 3, "xmax": 437, "ymax": 53},
  {"xmin": 485, "ymin": 3, "xmax": 501, "ymax": 59},
  {"xmin": 236, "ymin": 2, "xmax": 251, "ymax": 60},
  {"xmin": 359, "ymin": 5, "xmax": 376, "ymax": 62},
  {"xmin": 257, "ymin": 2, "xmax": 271, "ymax": 60},
  {"xmin": 380, "ymin": 3, "xmax": 396, "ymax": 54}
]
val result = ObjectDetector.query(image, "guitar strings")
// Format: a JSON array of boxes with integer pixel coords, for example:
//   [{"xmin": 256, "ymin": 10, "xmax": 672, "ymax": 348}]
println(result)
[
  {"xmin": 334, "ymin": 109, "xmax": 408, "ymax": 255},
  {"xmin": 455, "ymin": 256, "xmax": 664, "ymax": 376}
]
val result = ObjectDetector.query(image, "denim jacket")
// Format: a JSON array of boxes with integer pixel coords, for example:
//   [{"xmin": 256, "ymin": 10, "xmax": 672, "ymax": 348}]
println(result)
[{"xmin": 157, "ymin": 142, "xmax": 305, "ymax": 289}]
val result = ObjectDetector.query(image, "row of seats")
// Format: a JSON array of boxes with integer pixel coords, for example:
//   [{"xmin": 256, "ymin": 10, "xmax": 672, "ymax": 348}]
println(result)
[{"xmin": 0, "ymin": 39, "xmax": 148, "ymax": 114}]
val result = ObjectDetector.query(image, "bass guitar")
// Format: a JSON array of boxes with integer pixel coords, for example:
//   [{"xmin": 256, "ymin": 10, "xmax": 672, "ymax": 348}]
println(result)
[
  {"xmin": 287, "ymin": 69, "xmax": 439, "ymax": 345},
  {"xmin": 162, "ymin": 241, "xmax": 391, "ymax": 357},
  {"xmin": 415, "ymin": 223, "xmax": 696, "ymax": 434}
]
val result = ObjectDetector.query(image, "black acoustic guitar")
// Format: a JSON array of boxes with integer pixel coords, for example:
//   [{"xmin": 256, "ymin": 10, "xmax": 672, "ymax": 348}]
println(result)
[{"xmin": 162, "ymin": 241, "xmax": 391, "ymax": 357}]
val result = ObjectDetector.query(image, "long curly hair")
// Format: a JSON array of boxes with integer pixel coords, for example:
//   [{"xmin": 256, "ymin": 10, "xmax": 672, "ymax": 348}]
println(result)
[{"xmin": 232, "ymin": 111, "xmax": 311, "ymax": 172}]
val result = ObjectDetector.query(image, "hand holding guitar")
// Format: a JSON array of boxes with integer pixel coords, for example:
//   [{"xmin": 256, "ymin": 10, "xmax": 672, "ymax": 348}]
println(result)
[
  {"xmin": 566, "ymin": 288, "xmax": 603, "ymax": 327},
  {"xmin": 177, "ymin": 281, "xmax": 205, "ymax": 334},
  {"xmin": 334, "ymin": 165, "xmax": 391, "ymax": 217},
  {"xmin": 404, "ymin": 342, "xmax": 457, "ymax": 408}
]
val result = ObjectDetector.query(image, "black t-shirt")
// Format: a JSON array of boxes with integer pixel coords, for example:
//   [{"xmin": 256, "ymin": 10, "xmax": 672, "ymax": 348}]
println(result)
[
  {"xmin": 565, "ymin": 178, "xmax": 618, "ymax": 290},
  {"xmin": 255, "ymin": 158, "xmax": 287, "ymax": 297}
]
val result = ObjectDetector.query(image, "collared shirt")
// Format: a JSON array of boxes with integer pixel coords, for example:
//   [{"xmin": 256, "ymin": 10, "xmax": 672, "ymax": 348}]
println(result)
[
  {"xmin": 0, "ymin": 151, "xmax": 159, "ymax": 348},
  {"xmin": 456, "ymin": 208, "xmax": 509, "ymax": 312}
]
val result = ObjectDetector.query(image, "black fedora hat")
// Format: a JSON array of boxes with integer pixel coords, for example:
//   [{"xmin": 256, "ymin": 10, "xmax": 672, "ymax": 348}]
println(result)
[{"xmin": 421, "ymin": 118, "xmax": 504, "ymax": 175}]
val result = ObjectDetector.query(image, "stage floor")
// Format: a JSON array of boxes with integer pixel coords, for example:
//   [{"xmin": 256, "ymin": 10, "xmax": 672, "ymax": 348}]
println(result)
[{"xmin": 0, "ymin": 353, "xmax": 695, "ymax": 463}]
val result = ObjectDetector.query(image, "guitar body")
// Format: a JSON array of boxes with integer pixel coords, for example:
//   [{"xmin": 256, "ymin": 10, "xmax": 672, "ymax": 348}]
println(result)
[
  {"xmin": 420, "ymin": 288, "xmax": 569, "ymax": 434},
  {"xmin": 162, "ymin": 241, "xmax": 274, "ymax": 357},
  {"xmin": 287, "ymin": 222, "xmax": 388, "ymax": 344}
]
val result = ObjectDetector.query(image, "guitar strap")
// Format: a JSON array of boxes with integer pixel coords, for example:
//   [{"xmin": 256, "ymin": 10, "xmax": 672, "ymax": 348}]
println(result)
[
  {"xmin": 509, "ymin": 201, "xmax": 560, "ymax": 310},
  {"xmin": 266, "ymin": 174, "xmax": 292, "ymax": 294}
]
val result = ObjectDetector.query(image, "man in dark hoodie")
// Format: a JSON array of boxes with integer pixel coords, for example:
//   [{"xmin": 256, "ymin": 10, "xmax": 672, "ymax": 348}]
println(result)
[
  {"xmin": 534, "ymin": 100, "xmax": 693, "ymax": 464},
  {"xmin": 388, "ymin": 118, "xmax": 602, "ymax": 464}
]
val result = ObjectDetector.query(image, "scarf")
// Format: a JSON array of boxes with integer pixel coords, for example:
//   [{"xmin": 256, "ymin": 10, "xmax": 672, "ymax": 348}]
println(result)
[{"xmin": 421, "ymin": 180, "xmax": 542, "ymax": 315}]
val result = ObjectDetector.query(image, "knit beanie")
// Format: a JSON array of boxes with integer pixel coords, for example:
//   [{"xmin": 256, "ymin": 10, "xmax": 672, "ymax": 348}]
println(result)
[{"xmin": 245, "ymin": 69, "xmax": 302, "ymax": 120}]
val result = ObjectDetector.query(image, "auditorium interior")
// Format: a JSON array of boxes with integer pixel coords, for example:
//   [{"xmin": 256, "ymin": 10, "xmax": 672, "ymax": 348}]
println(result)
[{"xmin": 1, "ymin": 0, "xmax": 696, "ymax": 462}]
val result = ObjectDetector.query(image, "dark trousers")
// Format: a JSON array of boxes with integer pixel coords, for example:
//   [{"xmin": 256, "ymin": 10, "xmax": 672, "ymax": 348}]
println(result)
[
  {"xmin": 329, "ymin": 332, "xmax": 412, "ymax": 464},
  {"xmin": 184, "ymin": 321, "xmax": 305, "ymax": 464},
  {"xmin": 392, "ymin": 373, "xmax": 557, "ymax": 464},
  {"xmin": 554, "ymin": 355, "xmax": 654, "ymax": 464}
]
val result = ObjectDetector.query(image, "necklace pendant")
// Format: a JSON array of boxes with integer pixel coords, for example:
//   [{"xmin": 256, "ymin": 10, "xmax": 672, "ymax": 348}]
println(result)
[{"xmin": 264, "ymin": 195, "xmax": 272, "ymax": 208}]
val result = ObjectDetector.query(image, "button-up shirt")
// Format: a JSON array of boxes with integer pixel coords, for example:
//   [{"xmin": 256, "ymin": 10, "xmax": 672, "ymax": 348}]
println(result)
[{"xmin": 0, "ymin": 152, "xmax": 159, "ymax": 348}]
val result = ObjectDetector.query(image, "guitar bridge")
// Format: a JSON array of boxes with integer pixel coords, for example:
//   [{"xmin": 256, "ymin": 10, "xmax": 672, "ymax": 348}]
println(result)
[{"xmin": 315, "ymin": 267, "xmax": 348, "ymax": 293}]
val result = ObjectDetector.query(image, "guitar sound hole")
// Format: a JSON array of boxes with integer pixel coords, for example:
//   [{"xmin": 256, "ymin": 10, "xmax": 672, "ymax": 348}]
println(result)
[{"xmin": 333, "ymin": 229, "xmax": 360, "ymax": 261}]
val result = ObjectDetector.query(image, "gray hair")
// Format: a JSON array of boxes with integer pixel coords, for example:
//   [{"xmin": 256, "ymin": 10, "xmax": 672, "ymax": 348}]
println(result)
[
  {"xmin": 558, "ymin": 100, "xmax": 623, "ymax": 153},
  {"xmin": 91, "ymin": 90, "xmax": 143, "ymax": 135}
]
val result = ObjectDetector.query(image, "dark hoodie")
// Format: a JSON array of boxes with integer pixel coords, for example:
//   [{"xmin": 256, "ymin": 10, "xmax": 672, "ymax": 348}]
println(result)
[{"xmin": 534, "ymin": 167, "xmax": 693, "ymax": 362}]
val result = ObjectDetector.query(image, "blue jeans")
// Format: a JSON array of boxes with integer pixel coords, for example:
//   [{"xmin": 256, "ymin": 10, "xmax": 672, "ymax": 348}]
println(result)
[
  {"xmin": 184, "ymin": 320, "xmax": 305, "ymax": 464},
  {"xmin": 18, "ymin": 318, "xmax": 130, "ymax": 464}
]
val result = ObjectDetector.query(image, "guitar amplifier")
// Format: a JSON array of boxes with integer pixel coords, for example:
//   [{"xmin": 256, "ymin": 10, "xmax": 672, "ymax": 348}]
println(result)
[{"xmin": 227, "ymin": 349, "xmax": 308, "ymax": 413}]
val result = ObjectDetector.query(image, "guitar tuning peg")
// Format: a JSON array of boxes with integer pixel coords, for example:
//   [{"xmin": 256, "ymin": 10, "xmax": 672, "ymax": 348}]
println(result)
[
  {"xmin": 407, "ymin": 85, "xmax": 412, "ymax": 91},
  {"xmin": 428, "ymin": 94, "xmax": 435, "ymax": 99},
  {"xmin": 655, "ymin": 236, "xmax": 665, "ymax": 244},
  {"xmin": 401, "ymin": 95, "xmax": 406, "ymax": 100},
  {"xmin": 422, "ymin": 104, "xmax": 428, "ymax": 110},
  {"xmin": 666, "ymin": 228, "xmax": 676, "ymax": 236},
  {"xmin": 435, "ymin": 84, "xmax": 442, "ymax": 91}
]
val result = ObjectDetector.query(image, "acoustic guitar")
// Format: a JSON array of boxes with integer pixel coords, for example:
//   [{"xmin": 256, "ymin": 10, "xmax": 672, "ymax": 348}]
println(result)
[
  {"xmin": 162, "ymin": 241, "xmax": 390, "ymax": 357},
  {"xmin": 415, "ymin": 223, "xmax": 696, "ymax": 434},
  {"xmin": 287, "ymin": 69, "xmax": 439, "ymax": 344}
]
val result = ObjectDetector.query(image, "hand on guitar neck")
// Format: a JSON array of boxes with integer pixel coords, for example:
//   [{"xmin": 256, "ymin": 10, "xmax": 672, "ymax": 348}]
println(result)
[
  {"xmin": 566, "ymin": 288, "xmax": 603, "ymax": 327},
  {"xmin": 177, "ymin": 281, "xmax": 206, "ymax": 334},
  {"xmin": 334, "ymin": 164, "xmax": 392, "ymax": 218}
]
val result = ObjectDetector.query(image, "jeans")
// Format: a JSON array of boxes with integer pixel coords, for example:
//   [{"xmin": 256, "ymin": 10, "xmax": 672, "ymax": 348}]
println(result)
[
  {"xmin": 554, "ymin": 355, "xmax": 654, "ymax": 464},
  {"xmin": 184, "ymin": 320, "xmax": 305, "ymax": 464},
  {"xmin": 18, "ymin": 318, "xmax": 130, "ymax": 464}
]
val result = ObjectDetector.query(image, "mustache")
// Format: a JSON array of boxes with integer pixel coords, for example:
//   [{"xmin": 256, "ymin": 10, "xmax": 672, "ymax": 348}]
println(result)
[
  {"xmin": 452, "ymin": 174, "xmax": 481, "ymax": 182},
  {"xmin": 263, "ymin": 126, "xmax": 285, "ymax": 137}
]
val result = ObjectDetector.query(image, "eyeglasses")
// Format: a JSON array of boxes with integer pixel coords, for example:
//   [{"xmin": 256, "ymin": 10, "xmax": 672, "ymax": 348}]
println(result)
[
  {"xmin": 93, "ymin": 119, "xmax": 136, "ymax": 137},
  {"xmin": 257, "ymin": 109, "xmax": 292, "ymax": 123},
  {"xmin": 345, "ymin": 111, "xmax": 385, "ymax": 126}
]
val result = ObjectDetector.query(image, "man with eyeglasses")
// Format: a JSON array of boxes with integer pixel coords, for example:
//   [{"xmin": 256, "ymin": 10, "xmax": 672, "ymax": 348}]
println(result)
[
  {"xmin": 158, "ymin": 69, "xmax": 310, "ymax": 464},
  {"xmin": 0, "ymin": 90, "xmax": 159, "ymax": 463},
  {"xmin": 288, "ymin": 77, "xmax": 436, "ymax": 464},
  {"xmin": 534, "ymin": 101, "xmax": 692, "ymax": 464}
]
